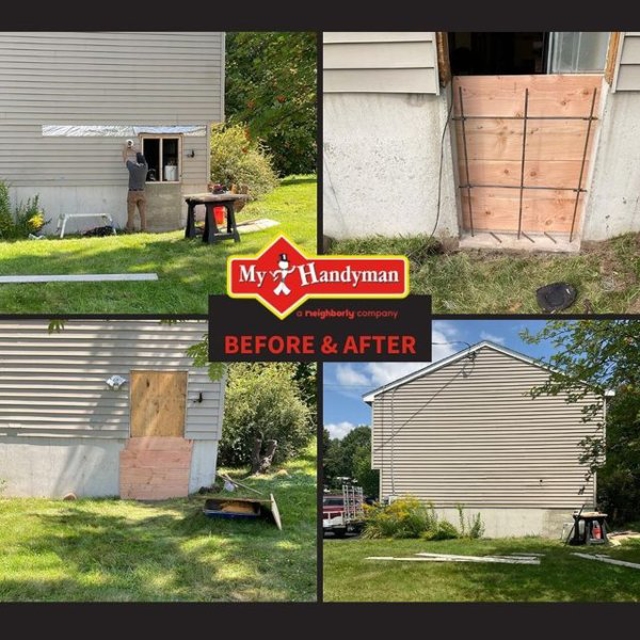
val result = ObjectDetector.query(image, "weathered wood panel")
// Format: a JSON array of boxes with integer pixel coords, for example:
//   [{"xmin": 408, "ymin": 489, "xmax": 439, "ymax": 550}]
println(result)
[{"xmin": 130, "ymin": 371, "xmax": 187, "ymax": 438}]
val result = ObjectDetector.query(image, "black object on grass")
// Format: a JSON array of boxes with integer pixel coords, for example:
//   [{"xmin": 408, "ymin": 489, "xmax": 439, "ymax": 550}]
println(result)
[{"xmin": 536, "ymin": 282, "xmax": 577, "ymax": 312}]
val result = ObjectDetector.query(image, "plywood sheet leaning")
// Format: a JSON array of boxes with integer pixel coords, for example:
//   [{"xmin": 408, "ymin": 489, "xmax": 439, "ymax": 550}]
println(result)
[
  {"xmin": 130, "ymin": 370, "xmax": 187, "ymax": 438},
  {"xmin": 120, "ymin": 436, "xmax": 193, "ymax": 500},
  {"xmin": 453, "ymin": 74, "xmax": 603, "ymax": 236}
]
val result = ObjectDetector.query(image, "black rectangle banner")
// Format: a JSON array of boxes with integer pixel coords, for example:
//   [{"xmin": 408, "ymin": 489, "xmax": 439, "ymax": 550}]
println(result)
[{"xmin": 208, "ymin": 295, "xmax": 432, "ymax": 362}]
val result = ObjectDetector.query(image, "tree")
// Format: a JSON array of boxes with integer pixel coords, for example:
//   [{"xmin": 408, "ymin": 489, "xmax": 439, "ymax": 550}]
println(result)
[
  {"xmin": 522, "ymin": 319, "xmax": 640, "ymax": 524},
  {"xmin": 224, "ymin": 32, "xmax": 317, "ymax": 176},
  {"xmin": 219, "ymin": 362, "xmax": 312, "ymax": 472},
  {"xmin": 323, "ymin": 425, "xmax": 379, "ymax": 499}
]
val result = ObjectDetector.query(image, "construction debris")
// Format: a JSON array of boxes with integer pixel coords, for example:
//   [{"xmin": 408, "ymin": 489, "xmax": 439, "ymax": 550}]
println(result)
[
  {"xmin": 607, "ymin": 531, "xmax": 640, "ymax": 547},
  {"xmin": 367, "ymin": 552, "xmax": 540, "ymax": 565},
  {"xmin": 572, "ymin": 553, "xmax": 640, "ymax": 570}
]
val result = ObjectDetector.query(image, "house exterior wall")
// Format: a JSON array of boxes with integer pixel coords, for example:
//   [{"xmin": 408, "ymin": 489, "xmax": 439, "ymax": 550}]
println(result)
[
  {"xmin": 370, "ymin": 346, "xmax": 602, "ymax": 537},
  {"xmin": 0, "ymin": 319, "xmax": 224, "ymax": 497},
  {"xmin": 0, "ymin": 32, "xmax": 223, "ymax": 231},
  {"xmin": 582, "ymin": 32, "xmax": 640, "ymax": 240},
  {"xmin": 322, "ymin": 32, "xmax": 459, "ymax": 241}
]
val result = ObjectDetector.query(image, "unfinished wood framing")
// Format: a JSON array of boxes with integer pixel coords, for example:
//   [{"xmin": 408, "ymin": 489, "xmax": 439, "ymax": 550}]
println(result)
[
  {"xmin": 130, "ymin": 370, "xmax": 187, "ymax": 438},
  {"xmin": 452, "ymin": 75, "xmax": 603, "ymax": 239}
]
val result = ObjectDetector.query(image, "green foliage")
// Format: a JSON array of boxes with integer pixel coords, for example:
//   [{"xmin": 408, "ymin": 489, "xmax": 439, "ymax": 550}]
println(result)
[
  {"xmin": 225, "ymin": 32, "xmax": 317, "ymax": 176},
  {"xmin": 424, "ymin": 520, "xmax": 460, "ymax": 541},
  {"xmin": 210, "ymin": 124, "xmax": 279, "ymax": 199},
  {"xmin": 363, "ymin": 496, "xmax": 429, "ymax": 539},
  {"xmin": 522, "ymin": 320, "xmax": 640, "ymax": 524},
  {"xmin": 323, "ymin": 425, "xmax": 379, "ymax": 499},
  {"xmin": 219, "ymin": 363, "xmax": 313, "ymax": 467},
  {"xmin": 184, "ymin": 332, "xmax": 226, "ymax": 382},
  {"xmin": 0, "ymin": 181, "xmax": 47, "ymax": 240}
]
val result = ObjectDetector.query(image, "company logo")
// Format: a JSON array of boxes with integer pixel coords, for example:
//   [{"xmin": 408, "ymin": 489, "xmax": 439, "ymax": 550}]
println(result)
[{"xmin": 227, "ymin": 236, "xmax": 409, "ymax": 319}]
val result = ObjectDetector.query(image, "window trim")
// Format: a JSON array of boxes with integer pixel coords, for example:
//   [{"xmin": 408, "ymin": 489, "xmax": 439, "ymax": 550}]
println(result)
[{"xmin": 141, "ymin": 134, "xmax": 182, "ymax": 184}]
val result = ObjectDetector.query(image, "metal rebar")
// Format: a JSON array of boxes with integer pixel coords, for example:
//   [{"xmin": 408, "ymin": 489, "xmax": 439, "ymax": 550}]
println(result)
[
  {"xmin": 458, "ymin": 86, "xmax": 474, "ymax": 237},
  {"xmin": 520, "ymin": 231, "xmax": 535, "ymax": 243},
  {"xmin": 569, "ymin": 87, "xmax": 598, "ymax": 243},
  {"xmin": 489, "ymin": 232, "xmax": 502, "ymax": 243},
  {"xmin": 543, "ymin": 231, "xmax": 558, "ymax": 244},
  {"xmin": 517, "ymin": 89, "xmax": 529, "ymax": 240},
  {"xmin": 458, "ymin": 184, "xmax": 587, "ymax": 192},
  {"xmin": 451, "ymin": 115, "xmax": 598, "ymax": 121}
]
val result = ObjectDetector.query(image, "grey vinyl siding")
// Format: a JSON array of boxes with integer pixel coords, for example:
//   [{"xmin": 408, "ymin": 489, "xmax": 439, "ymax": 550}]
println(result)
[
  {"xmin": 323, "ymin": 32, "xmax": 439, "ymax": 94},
  {"xmin": 0, "ymin": 320, "xmax": 223, "ymax": 441},
  {"xmin": 0, "ymin": 32, "xmax": 223, "ymax": 187},
  {"xmin": 371, "ymin": 346, "xmax": 600, "ymax": 509},
  {"xmin": 615, "ymin": 32, "xmax": 640, "ymax": 90}
]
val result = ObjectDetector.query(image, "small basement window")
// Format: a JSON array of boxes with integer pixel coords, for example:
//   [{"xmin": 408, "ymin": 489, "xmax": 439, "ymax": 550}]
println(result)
[{"xmin": 141, "ymin": 136, "xmax": 181, "ymax": 183}]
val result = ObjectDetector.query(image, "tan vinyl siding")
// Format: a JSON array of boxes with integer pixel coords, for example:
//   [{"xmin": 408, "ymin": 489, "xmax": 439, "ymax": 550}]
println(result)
[
  {"xmin": 614, "ymin": 32, "xmax": 640, "ymax": 90},
  {"xmin": 371, "ymin": 346, "xmax": 600, "ymax": 509},
  {"xmin": 0, "ymin": 32, "xmax": 222, "ymax": 187},
  {"xmin": 323, "ymin": 32, "xmax": 438, "ymax": 94},
  {"xmin": 0, "ymin": 320, "xmax": 223, "ymax": 441}
]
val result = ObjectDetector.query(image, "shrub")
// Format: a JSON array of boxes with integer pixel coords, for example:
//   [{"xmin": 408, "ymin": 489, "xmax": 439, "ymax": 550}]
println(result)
[
  {"xmin": 363, "ymin": 496, "xmax": 429, "ymax": 539},
  {"xmin": 0, "ymin": 181, "xmax": 47, "ymax": 239},
  {"xmin": 219, "ymin": 362, "xmax": 312, "ymax": 468},
  {"xmin": 456, "ymin": 503, "xmax": 485, "ymax": 539},
  {"xmin": 423, "ymin": 520, "xmax": 460, "ymax": 541},
  {"xmin": 210, "ymin": 124, "xmax": 279, "ymax": 199}
]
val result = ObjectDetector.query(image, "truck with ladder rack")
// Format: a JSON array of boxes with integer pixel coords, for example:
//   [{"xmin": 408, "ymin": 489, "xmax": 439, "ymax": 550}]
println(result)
[{"xmin": 322, "ymin": 484, "xmax": 366, "ymax": 538}]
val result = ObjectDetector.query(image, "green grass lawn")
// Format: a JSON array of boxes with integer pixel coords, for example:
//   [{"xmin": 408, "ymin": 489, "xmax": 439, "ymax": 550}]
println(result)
[
  {"xmin": 330, "ymin": 233, "xmax": 640, "ymax": 314},
  {"xmin": 0, "ymin": 440, "xmax": 317, "ymax": 602},
  {"xmin": 323, "ymin": 536, "xmax": 640, "ymax": 602},
  {"xmin": 0, "ymin": 175, "xmax": 316, "ymax": 314}
]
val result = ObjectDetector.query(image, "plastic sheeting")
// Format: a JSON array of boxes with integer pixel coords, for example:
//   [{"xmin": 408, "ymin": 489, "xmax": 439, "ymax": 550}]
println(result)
[{"xmin": 42, "ymin": 125, "xmax": 207, "ymax": 137}]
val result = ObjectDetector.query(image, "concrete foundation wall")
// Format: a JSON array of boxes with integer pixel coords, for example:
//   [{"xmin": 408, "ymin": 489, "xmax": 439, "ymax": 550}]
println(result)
[
  {"xmin": 582, "ymin": 91, "xmax": 640, "ymax": 241},
  {"xmin": 0, "ymin": 437, "xmax": 125, "ymax": 498},
  {"xmin": 436, "ymin": 507, "xmax": 578, "ymax": 539},
  {"xmin": 189, "ymin": 440, "xmax": 219, "ymax": 493},
  {"xmin": 323, "ymin": 92, "xmax": 459, "ymax": 240},
  {"xmin": 12, "ymin": 184, "xmax": 195, "ymax": 235}
]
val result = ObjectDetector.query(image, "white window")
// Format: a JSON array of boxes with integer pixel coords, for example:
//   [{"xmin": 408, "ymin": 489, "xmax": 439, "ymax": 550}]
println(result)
[
  {"xmin": 141, "ymin": 136, "xmax": 181, "ymax": 183},
  {"xmin": 546, "ymin": 32, "xmax": 610, "ymax": 73}
]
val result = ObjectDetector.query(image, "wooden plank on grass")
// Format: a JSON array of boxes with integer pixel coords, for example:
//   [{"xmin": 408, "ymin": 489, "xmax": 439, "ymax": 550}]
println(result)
[
  {"xmin": 367, "ymin": 555, "xmax": 540, "ymax": 564},
  {"xmin": 572, "ymin": 553, "xmax": 640, "ymax": 570},
  {"xmin": 0, "ymin": 274, "xmax": 158, "ymax": 283}
]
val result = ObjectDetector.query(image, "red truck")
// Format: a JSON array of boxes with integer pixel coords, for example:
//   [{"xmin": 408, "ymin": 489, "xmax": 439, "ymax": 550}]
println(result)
[{"xmin": 322, "ymin": 485, "xmax": 365, "ymax": 538}]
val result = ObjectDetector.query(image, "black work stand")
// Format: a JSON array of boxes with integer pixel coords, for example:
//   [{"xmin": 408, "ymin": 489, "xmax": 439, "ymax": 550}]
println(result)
[{"xmin": 184, "ymin": 193, "xmax": 246, "ymax": 244}]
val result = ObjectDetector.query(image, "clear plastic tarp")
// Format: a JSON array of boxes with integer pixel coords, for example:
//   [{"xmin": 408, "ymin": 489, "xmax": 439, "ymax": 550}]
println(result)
[{"xmin": 42, "ymin": 125, "xmax": 207, "ymax": 137}]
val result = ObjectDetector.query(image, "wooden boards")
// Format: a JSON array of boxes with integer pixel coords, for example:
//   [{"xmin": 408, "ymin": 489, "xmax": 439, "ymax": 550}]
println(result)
[
  {"xmin": 119, "ymin": 436, "xmax": 192, "ymax": 500},
  {"xmin": 130, "ymin": 370, "xmax": 187, "ymax": 438},
  {"xmin": 0, "ymin": 274, "xmax": 158, "ymax": 283},
  {"xmin": 453, "ymin": 74, "xmax": 603, "ymax": 237}
]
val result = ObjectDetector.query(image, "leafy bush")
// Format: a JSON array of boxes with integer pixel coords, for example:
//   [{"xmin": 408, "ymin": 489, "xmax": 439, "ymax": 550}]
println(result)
[
  {"xmin": 457, "ymin": 503, "xmax": 485, "ymax": 539},
  {"xmin": 219, "ymin": 362, "xmax": 312, "ymax": 468},
  {"xmin": 210, "ymin": 124, "xmax": 279, "ymax": 199},
  {"xmin": 0, "ymin": 180, "xmax": 47, "ymax": 239},
  {"xmin": 363, "ymin": 496, "xmax": 430, "ymax": 539},
  {"xmin": 423, "ymin": 520, "xmax": 460, "ymax": 541}
]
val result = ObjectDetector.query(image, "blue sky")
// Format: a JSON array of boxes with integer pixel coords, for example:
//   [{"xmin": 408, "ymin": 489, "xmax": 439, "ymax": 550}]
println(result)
[{"xmin": 323, "ymin": 319, "xmax": 560, "ymax": 439}]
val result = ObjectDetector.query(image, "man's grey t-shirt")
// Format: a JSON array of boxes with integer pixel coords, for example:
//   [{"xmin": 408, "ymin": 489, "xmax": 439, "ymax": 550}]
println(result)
[{"xmin": 126, "ymin": 160, "xmax": 148, "ymax": 190}]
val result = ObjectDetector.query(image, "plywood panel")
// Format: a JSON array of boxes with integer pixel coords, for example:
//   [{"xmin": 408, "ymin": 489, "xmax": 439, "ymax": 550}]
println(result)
[
  {"xmin": 453, "ymin": 75, "xmax": 602, "ymax": 118},
  {"xmin": 130, "ymin": 370, "xmax": 187, "ymax": 438},
  {"xmin": 119, "ymin": 435, "xmax": 192, "ymax": 500}
]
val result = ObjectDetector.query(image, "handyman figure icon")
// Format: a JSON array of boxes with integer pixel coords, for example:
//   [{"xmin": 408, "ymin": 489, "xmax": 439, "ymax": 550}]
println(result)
[{"xmin": 271, "ymin": 253, "xmax": 296, "ymax": 296}]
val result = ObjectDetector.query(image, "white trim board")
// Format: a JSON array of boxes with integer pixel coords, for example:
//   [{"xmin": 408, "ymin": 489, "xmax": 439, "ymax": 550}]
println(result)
[{"xmin": 0, "ymin": 274, "xmax": 158, "ymax": 283}]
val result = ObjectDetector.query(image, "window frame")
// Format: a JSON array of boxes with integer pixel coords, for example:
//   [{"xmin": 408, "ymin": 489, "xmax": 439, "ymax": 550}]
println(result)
[{"xmin": 140, "ymin": 134, "xmax": 182, "ymax": 184}]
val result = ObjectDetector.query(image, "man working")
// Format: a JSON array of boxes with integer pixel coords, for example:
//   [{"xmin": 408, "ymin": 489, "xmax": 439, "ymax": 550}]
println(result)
[{"xmin": 122, "ymin": 142, "xmax": 148, "ymax": 232}]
